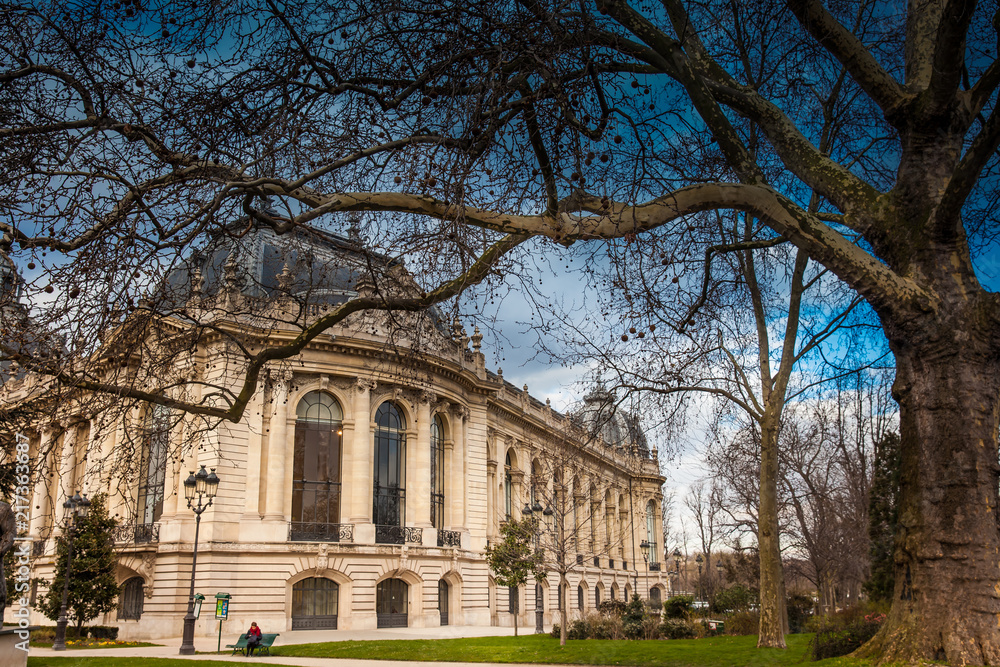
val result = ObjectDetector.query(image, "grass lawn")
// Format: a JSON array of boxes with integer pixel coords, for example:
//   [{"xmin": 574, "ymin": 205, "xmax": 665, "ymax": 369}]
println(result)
[
  {"xmin": 30, "ymin": 640, "xmax": 160, "ymax": 649},
  {"xmin": 28, "ymin": 633, "xmax": 875, "ymax": 667},
  {"xmin": 274, "ymin": 634, "xmax": 868, "ymax": 667},
  {"xmin": 28, "ymin": 660, "xmax": 256, "ymax": 667}
]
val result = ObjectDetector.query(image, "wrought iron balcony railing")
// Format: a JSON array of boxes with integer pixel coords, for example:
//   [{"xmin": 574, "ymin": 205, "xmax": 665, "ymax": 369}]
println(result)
[
  {"xmin": 649, "ymin": 562, "xmax": 661, "ymax": 572},
  {"xmin": 375, "ymin": 525, "xmax": 423, "ymax": 545},
  {"xmin": 113, "ymin": 523, "xmax": 160, "ymax": 545},
  {"xmin": 289, "ymin": 522, "xmax": 354, "ymax": 543},
  {"xmin": 437, "ymin": 529, "xmax": 461, "ymax": 547}
]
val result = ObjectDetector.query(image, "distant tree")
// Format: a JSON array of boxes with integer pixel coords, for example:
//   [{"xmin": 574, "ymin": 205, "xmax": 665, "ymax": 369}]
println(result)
[
  {"xmin": 485, "ymin": 516, "xmax": 545, "ymax": 637},
  {"xmin": 865, "ymin": 432, "xmax": 901, "ymax": 603},
  {"xmin": 39, "ymin": 495, "xmax": 120, "ymax": 632}
]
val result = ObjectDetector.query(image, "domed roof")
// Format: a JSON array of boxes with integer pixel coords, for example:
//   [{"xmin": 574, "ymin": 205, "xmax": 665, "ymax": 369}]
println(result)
[
  {"xmin": 566, "ymin": 385, "xmax": 650, "ymax": 457},
  {"xmin": 163, "ymin": 218, "xmax": 390, "ymax": 306}
]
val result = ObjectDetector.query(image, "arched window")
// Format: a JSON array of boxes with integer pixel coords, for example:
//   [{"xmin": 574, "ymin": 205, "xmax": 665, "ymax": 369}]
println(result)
[
  {"xmin": 377, "ymin": 578, "xmax": 409, "ymax": 628},
  {"xmin": 292, "ymin": 392, "xmax": 344, "ymax": 541},
  {"xmin": 650, "ymin": 587, "xmax": 662, "ymax": 605},
  {"xmin": 595, "ymin": 587, "xmax": 601, "ymax": 608},
  {"xmin": 374, "ymin": 402, "xmax": 406, "ymax": 539},
  {"xmin": 646, "ymin": 500, "xmax": 659, "ymax": 565},
  {"xmin": 431, "ymin": 415, "xmax": 445, "ymax": 528},
  {"xmin": 292, "ymin": 577, "xmax": 339, "ymax": 629},
  {"xmin": 577, "ymin": 585, "xmax": 584, "ymax": 610},
  {"xmin": 117, "ymin": 577, "xmax": 144, "ymax": 620},
  {"xmin": 137, "ymin": 405, "xmax": 170, "ymax": 526},
  {"xmin": 503, "ymin": 452, "xmax": 513, "ymax": 518}
]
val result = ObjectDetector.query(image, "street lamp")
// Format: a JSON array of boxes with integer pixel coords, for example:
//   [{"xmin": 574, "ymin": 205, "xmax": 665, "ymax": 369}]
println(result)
[
  {"xmin": 522, "ymin": 503, "xmax": 546, "ymax": 634},
  {"xmin": 672, "ymin": 549, "xmax": 682, "ymax": 595},
  {"xmin": 179, "ymin": 465, "xmax": 220, "ymax": 655},
  {"xmin": 639, "ymin": 539, "xmax": 650, "ymax": 601},
  {"xmin": 53, "ymin": 492, "xmax": 91, "ymax": 651},
  {"xmin": 695, "ymin": 554, "xmax": 704, "ymax": 606}
]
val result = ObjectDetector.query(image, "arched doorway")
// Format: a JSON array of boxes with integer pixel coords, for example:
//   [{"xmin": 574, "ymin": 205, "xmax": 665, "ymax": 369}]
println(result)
[
  {"xmin": 291, "ymin": 577, "xmax": 339, "ymax": 630},
  {"xmin": 376, "ymin": 578, "xmax": 408, "ymax": 628},
  {"xmin": 439, "ymin": 580, "xmax": 450, "ymax": 626}
]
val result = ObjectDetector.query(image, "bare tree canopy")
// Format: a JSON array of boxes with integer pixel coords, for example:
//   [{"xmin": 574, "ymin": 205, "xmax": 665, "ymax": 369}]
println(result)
[{"xmin": 1, "ymin": 0, "xmax": 999, "ymax": 662}]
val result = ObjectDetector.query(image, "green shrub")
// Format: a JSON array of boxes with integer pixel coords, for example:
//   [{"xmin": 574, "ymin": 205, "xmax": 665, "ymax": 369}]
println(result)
[
  {"xmin": 598, "ymin": 599, "xmax": 628, "ymax": 617},
  {"xmin": 811, "ymin": 610, "xmax": 886, "ymax": 660},
  {"xmin": 641, "ymin": 616, "xmax": 661, "ymax": 640},
  {"xmin": 725, "ymin": 610, "xmax": 760, "ymax": 636},
  {"xmin": 549, "ymin": 624, "xmax": 561, "ymax": 639},
  {"xmin": 622, "ymin": 595, "xmax": 646, "ymax": 639},
  {"xmin": 659, "ymin": 618, "xmax": 696, "ymax": 639},
  {"xmin": 663, "ymin": 595, "xmax": 693, "ymax": 619},
  {"xmin": 30, "ymin": 625, "xmax": 119, "ymax": 642},
  {"xmin": 712, "ymin": 584, "xmax": 757, "ymax": 614},
  {"xmin": 786, "ymin": 593, "xmax": 815, "ymax": 633},
  {"xmin": 588, "ymin": 612, "xmax": 625, "ymax": 640},
  {"xmin": 568, "ymin": 619, "xmax": 588, "ymax": 640}
]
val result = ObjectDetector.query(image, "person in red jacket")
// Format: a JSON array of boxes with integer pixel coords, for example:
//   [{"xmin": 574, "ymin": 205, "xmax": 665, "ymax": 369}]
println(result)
[{"xmin": 246, "ymin": 622, "xmax": 262, "ymax": 655}]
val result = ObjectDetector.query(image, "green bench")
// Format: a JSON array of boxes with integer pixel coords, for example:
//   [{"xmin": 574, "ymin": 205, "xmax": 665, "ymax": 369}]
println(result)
[{"xmin": 226, "ymin": 632, "xmax": 279, "ymax": 656}]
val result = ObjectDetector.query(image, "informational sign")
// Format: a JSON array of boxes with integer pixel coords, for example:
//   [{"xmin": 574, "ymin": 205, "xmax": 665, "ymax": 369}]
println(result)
[{"xmin": 215, "ymin": 597, "xmax": 230, "ymax": 620}]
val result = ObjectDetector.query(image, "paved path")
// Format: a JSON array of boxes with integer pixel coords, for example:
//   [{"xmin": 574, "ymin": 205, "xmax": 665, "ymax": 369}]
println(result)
[{"xmin": 28, "ymin": 625, "xmax": 540, "ymax": 665}]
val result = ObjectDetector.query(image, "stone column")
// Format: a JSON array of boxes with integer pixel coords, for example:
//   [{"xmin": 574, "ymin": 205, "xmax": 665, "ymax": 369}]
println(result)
[
  {"xmin": 241, "ymin": 386, "xmax": 266, "ymax": 521},
  {"xmin": 28, "ymin": 427, "xmax": 55, "ymax": 540},
  {"xmin": 347, "ymin": 378, "xmax": 374, "ymax": 541},
  {"xmin": 53, "ymin": 423, "xmax": 79, "ymax": 538},
  {"xmin": 451, "ymin": 406, "xmax": 467, "ymax": 531},
  {"xmin": 410, "ymin": 392, "xmax": 432, "ymax": 535},
  {"xmin": 486, "ymin": 459, "xmax": 497, "ymax": 540},
  {"xmin": 262, "ymin": 370, "xmax": 292, "ymax": 535}
]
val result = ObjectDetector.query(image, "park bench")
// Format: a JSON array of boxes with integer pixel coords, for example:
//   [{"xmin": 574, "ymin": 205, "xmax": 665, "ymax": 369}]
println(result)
[{"xmin": 226, "ymin": 632, "xmax": 280, "ymax": 656}]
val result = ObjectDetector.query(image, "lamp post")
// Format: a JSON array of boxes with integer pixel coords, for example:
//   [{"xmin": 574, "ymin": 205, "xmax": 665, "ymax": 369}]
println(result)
[
  {"xmin": 672, "ymin": 549, "xmax": 682, "ymax": 595},
  {"xmin": 179, "ymin": 465, "xmax": 220, "ymax": 656},
  {"xmin": 52, "ymin": 492, "xmax": 91, "ymax": 651},
  {"xmin": 522, "ymin": 502, "xmax": 548, "ymax": 634},
  {"xmin": 695, "ymin": 554, "xmax": 704, "ymax": 606},
  {"xmin": 639, "ymin": 539, "xmax": 650, "ymax": 601}
]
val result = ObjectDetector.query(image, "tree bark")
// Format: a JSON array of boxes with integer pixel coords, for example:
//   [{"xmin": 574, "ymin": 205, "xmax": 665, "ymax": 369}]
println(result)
[
  {"xmin": 857, "ymin": 313, "xmax": 1000, "ymax": 664},
  {"xmin": 757, "ymin": 411, "xmax": 786, "ymax": 648}
]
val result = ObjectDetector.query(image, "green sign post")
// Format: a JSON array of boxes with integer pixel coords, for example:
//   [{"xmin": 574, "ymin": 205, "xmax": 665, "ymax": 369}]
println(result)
[{"xmin": 214, "ymin": 592, "xmax": 231, "ymax": 653}]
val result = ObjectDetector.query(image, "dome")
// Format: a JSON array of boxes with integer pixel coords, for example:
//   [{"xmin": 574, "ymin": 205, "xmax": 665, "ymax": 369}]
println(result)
[
  {"xmin": 162, "ymin": 219, "xmax": 390, "ymax": 307},
  {"xmin": 566, "ymin": 385, "xmax": 650, "ymax": 457}
]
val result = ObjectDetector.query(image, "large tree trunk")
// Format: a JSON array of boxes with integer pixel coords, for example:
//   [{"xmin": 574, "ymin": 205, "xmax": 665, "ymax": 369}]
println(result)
[
  {"xmin": 858, "ymin": 322, "xmax": 1000, "ymax": 664},
  {"xmin": 757, "ymin": 413, "xmax": 786, "ymax": 648}
]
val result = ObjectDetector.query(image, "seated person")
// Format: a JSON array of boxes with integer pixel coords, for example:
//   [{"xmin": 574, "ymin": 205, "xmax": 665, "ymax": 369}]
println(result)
[{"xmin": 246, "ymin": 622, "xmax": 262, "ymax": 654}]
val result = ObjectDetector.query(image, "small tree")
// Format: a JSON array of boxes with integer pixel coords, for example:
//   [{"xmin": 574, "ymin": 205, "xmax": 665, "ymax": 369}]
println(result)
[
  {"xmin": 39, "ymin": 494, "xmax": 120, "ymax": 633},
  {"xmin": 485, "ymin": 516, "xmax": 545, "ymax": 637}
]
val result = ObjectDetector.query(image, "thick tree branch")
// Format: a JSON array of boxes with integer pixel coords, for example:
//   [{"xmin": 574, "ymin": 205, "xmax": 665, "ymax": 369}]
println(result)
[{"xmin": 785, "ymin": 0, "xmax": 907, "ymax": 120}]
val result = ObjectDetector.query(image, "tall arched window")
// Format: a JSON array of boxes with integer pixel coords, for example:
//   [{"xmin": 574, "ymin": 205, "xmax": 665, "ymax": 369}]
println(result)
[
  {"xmin": 503, "ymin": 452, "xmax": 513, "ymax": 518},
  {"xmin": 646, "ymin": 500, "xmax": 659, "ymax": 565},
  {"xmin": 374, "ymin": 402, "xmax": 406, "ymax": 535},
  {"xmin": 577, "ymin": 585, "xmax": 584, "ymax": 610},
  {"xmin": 431, "ymin": 415, "xmax": 445, "ymax": 528},
  {"xmin": 292, "ymin": 391, "xmax": 344, "ymax": 541},
  {"xmin": 377, "ymin": 578, "xmax": 409, "ymax": 628},
  {"xmin": 137, "ymin": 405, "xmax": 170, "ymax": 526}
]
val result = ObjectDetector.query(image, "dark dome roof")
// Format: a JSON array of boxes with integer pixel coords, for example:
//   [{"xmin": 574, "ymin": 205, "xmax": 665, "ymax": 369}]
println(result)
[
  {"xmin": 567, "ymin": 385, "xmax": 650, "ymax": 457},
  {"xmin": 163, "ymin": 220, "xmax": 399, "ymax": 307}
]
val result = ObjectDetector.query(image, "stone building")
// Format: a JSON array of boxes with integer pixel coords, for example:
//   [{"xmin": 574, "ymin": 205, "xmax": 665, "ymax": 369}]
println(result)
[{"xmin": 2, "ymin": 222, "xmax": 666, "ymax": 639}]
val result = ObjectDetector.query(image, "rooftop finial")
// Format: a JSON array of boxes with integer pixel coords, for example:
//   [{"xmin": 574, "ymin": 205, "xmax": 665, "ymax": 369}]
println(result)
[{"xmin": 347, "ymin": 214, "xmax": 362, "ymax": 243}]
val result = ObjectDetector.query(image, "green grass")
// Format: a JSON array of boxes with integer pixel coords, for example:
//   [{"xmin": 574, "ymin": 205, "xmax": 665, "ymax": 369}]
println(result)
[
  {"xmin": 276, "ymin": 634, "xmax": 869, "ymax": 667},
  {"xmin": 29, "ymin": 661, "xmax": 257, "ymax": 667},
  {"xmin": 26, "ymin": 635, "xmax": 877, "ymax": 667}
]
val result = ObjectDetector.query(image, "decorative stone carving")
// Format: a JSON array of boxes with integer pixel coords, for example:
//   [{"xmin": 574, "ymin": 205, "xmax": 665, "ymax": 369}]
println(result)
[
  {"xmin": 316, "ymin": 543, "xmax": 329, "ymax": 575},
  {"xmin": 355, "ymin": 377, "xmax": 376, "ymax": 394}
]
